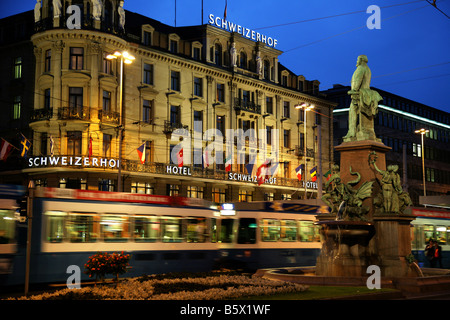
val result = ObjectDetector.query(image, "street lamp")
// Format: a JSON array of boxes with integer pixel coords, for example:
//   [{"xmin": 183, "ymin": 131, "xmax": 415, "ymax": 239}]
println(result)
[
  {"xmin": 107, "ymin": 51, "xmax": 135, "ymax": 192},
  {"xmin": 295, "ymin": 103, "xmax": 314, "ymax": 199},
  {"xmin": 414, "ymin": 128, "xmax": 429, "ymax": 197}
]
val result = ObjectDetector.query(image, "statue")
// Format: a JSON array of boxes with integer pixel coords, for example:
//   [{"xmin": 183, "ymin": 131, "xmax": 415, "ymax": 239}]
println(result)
[
  {"xmin": 343, "ymin": 55, "xmax": 382, "ymax": 142},
  {"xmin": 230, "ymin": 42, "xmax": 237, "ymax": 67},
  {"xmin": 53, "ymin": 0, "xmax": 62, "ymax": 18},
  {"xmin": 369, "ymin": 151, "xmax": 412, "ymax": 214},
  {"xmin": 92, "ymin": 0, "xmax": 103, "ymax": 20},
  {"xmin": 256, "ymin": 51, "xmax": 262, "ymax": 77},
  {"xmin": 322, "ymin": 165, "xmax": 373, "ymax": 221},
  {"xmin": 118, "ymin": 1, "xmax": 125, "ymax": 30},
  {"xmin": 34, "ymin": 0, "xmax": 41, "ymax": 22}
]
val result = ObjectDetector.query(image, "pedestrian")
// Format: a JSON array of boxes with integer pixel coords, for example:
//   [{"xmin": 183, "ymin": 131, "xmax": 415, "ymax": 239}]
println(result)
[
  {"xmin": 434, "ymin": 240, "xmax": 443, "ymax": 268},
  {"xmin": 424, "ymin": 239, "xmax": 436, "ymax": 268}
]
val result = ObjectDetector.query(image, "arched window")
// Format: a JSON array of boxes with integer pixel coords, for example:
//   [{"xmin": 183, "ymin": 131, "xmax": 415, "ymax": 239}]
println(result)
[
  {"xmin": 240, "ymin": 51, "xmax": 247, "ymax": 69},
  {"xmin": 214, "ymin": 43, "xmax": 222, "ymax": 66},
  {"xmin": 264, "ymin": 60, "xmax": 270, "ymax": 80}
]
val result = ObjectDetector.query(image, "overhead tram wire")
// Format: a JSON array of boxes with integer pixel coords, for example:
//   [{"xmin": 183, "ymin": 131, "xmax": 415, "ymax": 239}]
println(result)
[
  {"xmin": 282, "ymin": 2, "xmax": 432, "ymax": 54},
  {"xmin": 425, "ymin": 0, "xmax": 450, "ymax": 18}
]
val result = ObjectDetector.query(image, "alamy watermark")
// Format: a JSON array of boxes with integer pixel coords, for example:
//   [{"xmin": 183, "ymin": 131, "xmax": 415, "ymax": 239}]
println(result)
[
  {"xmin": 366, "ymin": 265, "xmax": 381, "ymax": 289},
  {"xmin": 367, "ymin": 5, "xmax": 381, "ymax": 29}
]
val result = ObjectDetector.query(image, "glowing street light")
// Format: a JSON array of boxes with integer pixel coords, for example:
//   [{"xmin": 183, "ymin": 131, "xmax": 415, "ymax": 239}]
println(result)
[
  {"xmin": 107, "ymin": 50, "xmax": 135, "ymax": 192},
  {"xmin": 295, "ymin": 103, "xmax": 314, "ymax": 199},
  {"xmin": 414, "ymin": 128, "xmax": 429, "ymax": 197}
]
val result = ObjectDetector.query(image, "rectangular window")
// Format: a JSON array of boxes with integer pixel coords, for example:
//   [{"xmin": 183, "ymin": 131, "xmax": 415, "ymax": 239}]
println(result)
[
  {"xmin": 45, "ymin": 50, "xmax": 51, "ymax": 72},
  {"xmin": 134, "ymin": 216, "xmax": 159, "ymax": 242},
  {"xmin": 67, "ymin": 214, "xmax": 97, "ymax": 243},
  {"xmin": 14, "ymin": 57, "xmax": 22, "ymax": 79},
  {"xmin": 266, "ymin": 126, "xmax": 272, "ymax": 145},
  {"xmin": 167, "ymin": 184, "xmax": 179, "ymax": 196},
  {"xmin": 283, "ymin": 101, "xmax": 290, "ymax": 118},
  {"xmin": 194, "ymin": 110, "xmax": 203, "ymax": 132},
  {"xmin": 220, "ymin": 219, "xmax": 234, "ymax": 243},
  {"xmin": 143, "ymin": 99, "xmax": 152, "ymax": 123},
  {"xmin": 44, "ymin": 88, "xmax": 51, "ymax": 109},
  {"xmin": 187, "ymin": 185, "xmax": 204, "ymax": 199},
  {"xmin": 0, "ymin": 209, "xmax": 16, "ymax": 244},
  {"xmin": 143, "ymin": 31, "xmax": 152, "ymax": 46},
  {"xmin": 98, "ymin": 179, "xmax": 115, "ymax": 192},
  {"xmin": 69, "ymin": 87, "xmax": 83, "ymax": 114},
  {"xmin": 237, "ymin": 218, "xmax": 257, "ymax": 244},
  {"xmin": 298, "ymin": 220, "xmax": 320, "ymax": 242},
  {"xmin": 266, "ymin": 97, "xmax": 273, "ymax": 114},
  {"xmin": 212, "ymin": 188, "xmax": 225, "ymax": 203},
  {"xmin": 171, "ymin": 71, "xmax": 180, "ymax": 91},
  {"xmin": 260, "ymin": 219, "xmax": 280, "ymax": 241},
  {"xmin": 67, "ymin": 131, "xmax": 82, "ymax": 155},
  {"xmin": 238, "ymin": 189, "xmax": 253, "ymax": 202},
  {"xmin": 170, "ymin": 40, "xmax": 178, "ymax": 53},
  {"xmin": 284, "ymin": 129, "xmax": 290, "ymax": 148},
  {"xmin": 101, "ymin": 215, "xmax": 129, "ymax": 242},
  {"xmin": 45, "ymin": 211, "xmax": 65, "ymax": 243},
  {"xmin": 194, "ymin": 77, "xmax": 203, "ymax": 97},
  {"xmin": 217, "ymin": 83, "xmax": 225, "ymax": 102},
  {"xmin": 193, "ymin": 47, "xmax": 201, "ymax": 61},
  {"xmin": 103, "ymin": 53, "xmax": 112, "ymax": 74},
  {"xmin": 69, "ymin": 47, "xmax": 84, "ymax": 70},
  {"xmin": 131, "ymin": 182, "xmax": 154, "ymax": 194},
  {"xmin": 102, "ymin": 90, "xmax": 111, "ymax": 112},
  {"xmin": 186, "ymin": 217, "xmax": 207, "ymax": 243},
  {"xmin": 143, "ymin": 63, "xmax": 153, "ymax": 85},
  {"xmin": 216, "ymin": 115, "xmax": 225, "ymax": 135},
  {"xmin": 170, "ymin": 105, "xmax": 180, "ymax": 125},
  {"xmin": 280, "ymin": 220, "xmax": 297, "ymax": 242},
  {"xmin": 161, "ymin": 216, "xmax": 182, "ymax": 242},
  {"xmin": 103, "ymin": 133, "xmax": 112, "ymax": 157},
  {"xmin": 13, "ymin": 96, "xmax": 21, "ymax": 119}
]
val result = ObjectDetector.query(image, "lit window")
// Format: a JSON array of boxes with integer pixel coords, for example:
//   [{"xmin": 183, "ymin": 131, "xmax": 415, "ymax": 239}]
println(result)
[{"xmin": 14, "ymin": 57, "xmax": 22, "ymax": 79}]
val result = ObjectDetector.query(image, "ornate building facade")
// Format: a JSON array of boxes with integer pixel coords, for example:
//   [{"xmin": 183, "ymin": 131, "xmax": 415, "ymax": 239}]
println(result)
[{"xmin": 0, "ymin": 0, "xmax": 335, "ymax": 203}]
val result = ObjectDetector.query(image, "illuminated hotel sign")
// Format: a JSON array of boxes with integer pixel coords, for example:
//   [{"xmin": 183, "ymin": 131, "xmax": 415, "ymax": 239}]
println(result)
[
  {"xmin": 228, "ymin": 172, "xmax": 277, "ymax": 184},
  {"xmin": 28, "ymin": 156, "xmax": 119, "ymax": 168},
  {"xmin": 208, "ymin": 13, "xmax": 278, "ymax": 48}
]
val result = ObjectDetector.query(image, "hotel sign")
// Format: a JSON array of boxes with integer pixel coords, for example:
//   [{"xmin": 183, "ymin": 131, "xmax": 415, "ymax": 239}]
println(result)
[
  {"xmin": 208, "ymin": 14, "xmax": 278, "ymax": 48},
  {"xmin": 28, "ymin": 156, "xmax": 119, "ymax": 169}
]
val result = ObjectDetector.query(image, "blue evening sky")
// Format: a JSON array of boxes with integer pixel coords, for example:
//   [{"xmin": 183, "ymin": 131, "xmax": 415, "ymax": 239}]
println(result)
[{"xmin": 1, "ymin": 0, "xmax": 449, "ymax": 114}]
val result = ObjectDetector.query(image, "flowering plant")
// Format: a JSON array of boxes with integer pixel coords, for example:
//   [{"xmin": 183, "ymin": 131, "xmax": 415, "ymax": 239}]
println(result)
[{"xmin": 84, "ymin": 251, "xmax": 131, "ymax": 282}]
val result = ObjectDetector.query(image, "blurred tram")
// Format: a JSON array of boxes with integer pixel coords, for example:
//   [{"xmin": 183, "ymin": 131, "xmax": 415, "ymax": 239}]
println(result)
[
  {"xmin": 215, "ymin": 201, "xmax": 324, "ymax": 271},
  {"xmin": 411, "ymin": 207, "xmax": 450, "ymax": 268},
  {"xmin": 3, "ymin": 187, "xmax": 220, "ymax": 285}
]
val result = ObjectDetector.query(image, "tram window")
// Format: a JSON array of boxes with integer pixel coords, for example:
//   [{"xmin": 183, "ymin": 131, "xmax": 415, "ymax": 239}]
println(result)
[
  {"xmin": 67, "ymin": 214, "xmax": 98, "ymax": 243},
  {"xmin": 161, "ymin": 216, "xmax": 183, "ymax": 242},
  {"xmin": 424, "ymin": 225, "xmax": 434, "ymax": 243},
  {"xmin": 101, "ymin": 216, "xmax": 129, "ymax": 242},
  {"xmin": 186, "ymin": 217, "xmax": 207, "ymax": 243},
  {"xmin": 134, "ymin": 216, "xmax": 159, "ymax": 242},
  {"xmin": 237, "ymin": 218, "xmax": 257, "ymax": 244},
  {"xmin": 45, "ymin": 211, "xmax": 66, "ymax": 243},
  {"xmin": 436, "ymin": 226, "xmax": 447, "ymax": 245},
  {"xmin": 298, "ymin": 221, "xmax": 319, "ymax": 242},
  {"xmin": 219, "ymin": 219, "xmax": 234, "ymax": 243},
  {"xmin": 210, "ymin": 218, "xmax": 217, "ymax": 243},
  {"xmin": 0, "ymin": 210, "xmax": 15, "ymax": 244},
  {"xmin": 260, "ymin": 219, "xmax": 280, "ymax": 241},
  {"xmin": 280, "ymin": 220, "xmax": 297, "ymax": 242}
]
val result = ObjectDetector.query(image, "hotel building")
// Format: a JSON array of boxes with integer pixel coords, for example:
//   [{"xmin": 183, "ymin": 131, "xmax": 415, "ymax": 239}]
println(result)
[{"xmin": 0, "ymin": 0, "xmax": 335, "ymax": 203}]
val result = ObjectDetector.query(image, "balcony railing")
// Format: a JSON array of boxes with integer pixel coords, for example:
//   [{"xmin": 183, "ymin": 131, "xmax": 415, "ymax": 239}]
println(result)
[
  {"xmin": 30, "ymin": 108, "xmax": 53, "ymax": 122},
  {"xmin": 98, "ymin": 110, "xmax": 120, "ymax": 124},
  {"xmin": 163, "ymin": 120, "xmax": 189, "ymax": 134},
  {"xmin": 58, "ymin": 107, "xmax": 90, "ymax": 121},
  {"xmin": 234, "ymin": 98, "xmax": 261, "ymax": 114}
]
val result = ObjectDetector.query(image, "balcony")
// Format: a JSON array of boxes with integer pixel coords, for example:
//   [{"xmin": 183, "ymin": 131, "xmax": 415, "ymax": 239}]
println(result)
[
  {"xmin": 234, "ymin": 98, "xmax": 261, "ymax": 114},
  {"xmin": 58, "ymin": 107, "xmax": 90, "ymax": 121},
  {"xmin": 98, "ymin": 110, "xmax": 120, "ymax": 124},
  {"xmin": 30, "ymin": 108, "xmax": 53, "ymax": 122},
  {"xmin": 163, "ymin": 120, "xmax": 189, "ymax": 134}
]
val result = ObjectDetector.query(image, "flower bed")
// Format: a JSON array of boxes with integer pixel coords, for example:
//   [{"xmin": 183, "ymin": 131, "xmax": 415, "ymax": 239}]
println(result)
[{"xmin": 9, "ymin": 273, "xmax": 308, "ymax": 300}]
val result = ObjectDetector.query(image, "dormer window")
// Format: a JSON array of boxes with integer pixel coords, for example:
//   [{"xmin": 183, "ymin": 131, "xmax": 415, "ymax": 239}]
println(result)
[
  {"xmin": 192, "ymin": 41, "xmax": 202, "ymax": 61},
  {"xmin": 142, "ymin": 24, "xmax": 155, "ymax": 46},
  {"xmin": 168, "ymin": 33, "xmax": 180, "ymax": 54}
]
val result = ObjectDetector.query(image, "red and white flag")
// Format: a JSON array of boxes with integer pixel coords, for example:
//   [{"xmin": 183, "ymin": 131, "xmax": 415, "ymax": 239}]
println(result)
[
  {"xmin": 0, "ymin": 139, "xmax": 13, "ymax": 161},
  {"xmin": 177, "ymin": 148, "xmax": 183, "ymax": 167}
]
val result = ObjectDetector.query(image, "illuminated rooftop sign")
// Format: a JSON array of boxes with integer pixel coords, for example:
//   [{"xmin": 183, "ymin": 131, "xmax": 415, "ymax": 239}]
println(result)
[{"xmin": 208, "ymin": 14, "xmax": 278, "ymax": 48}]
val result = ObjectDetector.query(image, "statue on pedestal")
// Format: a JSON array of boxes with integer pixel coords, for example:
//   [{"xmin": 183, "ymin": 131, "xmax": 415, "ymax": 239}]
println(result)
[
  {"xmin": 369, "ymin": 151, "xmax": 412, "ymax": 214},
  {"xmin": 343, "ymin": 55, "xmax": 382, "ymax": 142},
  {"xmin": 53, "ymin": 0, "xmax": 62, "ymax": 18},
  {"xmin": 34, "ymin": 0, "xmax": 41, "ymax": 22},
  {"xmin": 230, "ymin": 42, "xmax": 237, "ymax": 67},
  {"xmin": 118, "ymin": 1, "xmax": 126, "ymax": 30},
  {"xmin": 92, "ymin": 0, "xmax": 102, "ymax": 20}
]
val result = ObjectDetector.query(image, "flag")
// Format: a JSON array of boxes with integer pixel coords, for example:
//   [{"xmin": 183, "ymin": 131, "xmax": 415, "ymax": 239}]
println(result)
[
  {"xmin": 256, "ymin": 159, "xmax": 270, "ymax": 186},
  {"xmin": 310, "ymin": 166, "xmax": 317, "ymax": 182},
  {"xmin": 324, "ymin": 169, "xmax": 332, "ymax": 181},
  {"xmin": 177, "ymin": 148, "xmax": 183, "ymax": 167},
  {"xmin": 49, "ymin": 135, "xmax": 54, "ymax": 156},
  {"xmin": 295, "ymin": 164, "xmax": 304, "ymax": 181},
  {"xmin": 225, "ymin": 154, "xmax": 231, "ymax": 172},
  {"xmin": 0, "ymin": 139, "xmax": 13, "ymax": 161},
  {"xmin": 19, "ymin": 134, "xmax": 31, "ymax": 158},
  {"xmin": 268, "ymin": 161, "xmax": 279, "ymax": 177},
  {"xmin": 137, "ymin": 142, "xmax": 146, "ymax": 164},
  {"xmin": 88, "ymin": 136, "xmax": 93, "ymax": 160},
  {"xmin": 203, "ymin": 148, "xmax": 209, "ymax": 168},
  {"xmin": 223, "ymin": 0, "xmax": 227, "ymax": 20},
  {"xmin": 245, "ymin": 155, "xmax": 256, "ymax": 176}
]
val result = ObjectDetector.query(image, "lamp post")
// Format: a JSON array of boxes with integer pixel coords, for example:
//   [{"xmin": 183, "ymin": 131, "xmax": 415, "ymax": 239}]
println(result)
[
  {"xmin": 414, "ymin": 128, "xmax": 429, "ymax": 197},
  {"xmin": 295, "ymin": 103, "xmax": 314, "ymax": 199},
  {"xmin": 107, "ymin": 51, "xmax": 135, "ymax": 192}
]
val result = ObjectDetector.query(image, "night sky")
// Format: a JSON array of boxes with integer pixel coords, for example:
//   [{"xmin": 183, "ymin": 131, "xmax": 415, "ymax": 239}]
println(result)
[{"xmin": 1, "ymin": 0, "xmax": 449, "ymax": 114}]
